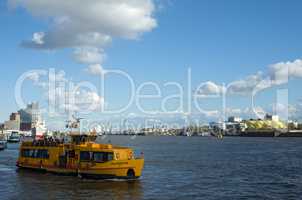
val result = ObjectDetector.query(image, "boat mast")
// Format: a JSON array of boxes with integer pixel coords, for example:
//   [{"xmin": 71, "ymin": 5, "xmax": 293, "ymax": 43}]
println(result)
[{"xmin": 66, "ymin": 114, "xmax": 83, "ymax": 135}]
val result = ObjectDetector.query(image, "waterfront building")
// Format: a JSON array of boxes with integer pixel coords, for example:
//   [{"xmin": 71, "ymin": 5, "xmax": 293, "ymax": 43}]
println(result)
[
  {"xmin": 10, "ymin": 112, "xmax": 21, "ymax": 121},
  {"xmin": 18, "ymin": 102, "xmax": 42, "ymax": 131},
  {"xmin": 288, "ymin": 121, "xmax": 298, "ymax": 130},
  {"xmin": 209, "ymin": 120, "xmax": 246, "ymax": 136},
  {"xmin": 265, "ymin": 114, "xmax": 279, "ymax": 122},
  {"xmin": 4, "ymin": 112, "xmax": 20, "ymax": 130},
  {"xmin": 244, "ymin": 115, "xmax": 285, "ymax": 130},
  {"xmin": 228, "ymin": 116, "xmax": 242, "ymax": 123},
  {"xmin": 209, "ymin": 122, "xmax": 226, "ymax": 131},
  {"xmin": 11, "ymin": 102, "xmax": 48, "ymax": 138}
]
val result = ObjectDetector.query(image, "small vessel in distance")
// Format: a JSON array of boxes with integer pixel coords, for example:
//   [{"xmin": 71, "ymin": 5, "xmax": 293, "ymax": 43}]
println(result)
[
  {"xmin": 16, "ymin": 117, "xmax": 144, "ymax": 179},
  {"xmin": 8, "ymin": 131, "xmax": 20, "ymax": 143},
  {"xmin": 0, "ymin": 134, "xmax": 7, "ymax": 150}
]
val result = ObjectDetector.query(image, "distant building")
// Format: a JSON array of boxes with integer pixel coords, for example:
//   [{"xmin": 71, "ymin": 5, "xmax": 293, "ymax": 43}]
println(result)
[
  {"xmin": 228, "ymin": 116, "xmax": 242, "ymax": 123},
  {"xmin": 4, "ymin": 120, "xmax": 20, "ymax": 130},
  {"xmin": 265, "ymin": 114, "xmax": 279, "ymax": 121},
  {"xmin": 4, "ymin": 112, "xmax": 20, "ymax": 130},
  {"xmin": 18, "ymin": 102, "xmax": 42, "ymax": 131},
  {"xmin": 288, "ymin": 121, "xmax": 298, "ymax": 130},
  {"xmin": 209, "ymin": 120, "xmax": 245, "ymax": 136},
  {"xmin": 10, "ymin": 112, "xmax": 20, "ymax": 121},
  {"xmin": 209, "ymin": 122, "xmax": 226, "ymax": 131}
]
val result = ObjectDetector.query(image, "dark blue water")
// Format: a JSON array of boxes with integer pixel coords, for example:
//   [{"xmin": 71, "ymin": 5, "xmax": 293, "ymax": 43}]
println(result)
[{"xmin": 1, "ymin": 136, "xmax": 302, "ymax": 200}]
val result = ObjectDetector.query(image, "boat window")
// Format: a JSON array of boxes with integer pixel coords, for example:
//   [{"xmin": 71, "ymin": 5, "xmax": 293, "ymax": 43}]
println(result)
[
  {"xmin": 80, "ymin": 151, "xmax": 91, "ymax": 161},
  {"xmin": 36, "ymin": 150, "xmax": 42, "ymax": 158},
  {"xmin": 108, "ymin": 153, "xmax": 114, "ymax": 161},
  {"xmin": 37, "ymin": 149, "xmax": 49, "ymax": 159},
  {"xmin": 30, "ymin": 149, "xmax": 37, "ymax": 158},
  {"xmin": 92, "ymin": 152, "xmax": 114, "ymax": 163},
  {"xmin": 42, "ymin": 150, "xmax": 49, "ymax": 159},
  {"xmin": 22, "ymin": 149, "xmax": 49, "ymax": 159},
  {"xmin": 21, "ymin": 149, "xmax": 31, "ymax": 157}
]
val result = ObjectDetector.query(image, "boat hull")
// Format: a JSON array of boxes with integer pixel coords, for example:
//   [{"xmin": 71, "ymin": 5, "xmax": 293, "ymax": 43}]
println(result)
[
  {"xmin": 8, "ymin": 140, "xmax": 20, "ymax": 143},
  {"xmin": 17, "ymin": 161, "xmax": 143, "ymax": 180},
  {"xmin": 79, "ymin": 173, "xmax": 140, "ymax": 180}
]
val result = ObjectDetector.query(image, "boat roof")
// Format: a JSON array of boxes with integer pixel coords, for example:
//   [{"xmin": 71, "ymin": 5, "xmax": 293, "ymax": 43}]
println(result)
[{"xmin": 20, "ymin": 140, "xmax": 131, "ymax": 151}]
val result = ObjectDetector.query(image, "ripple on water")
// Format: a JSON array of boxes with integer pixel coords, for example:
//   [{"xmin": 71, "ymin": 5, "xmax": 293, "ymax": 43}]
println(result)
[
  {"xmin": 1, "ymin": 136, "xmax": 302, "ymax": 199},
  {"xmin": 0, "ymin": 164, "xmax": 14, "ymax": 172}
]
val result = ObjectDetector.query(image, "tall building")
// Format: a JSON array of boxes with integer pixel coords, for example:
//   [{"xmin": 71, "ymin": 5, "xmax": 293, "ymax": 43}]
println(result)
[{"xmin": 18, "ymin": 102, "xmax": 43, "ymax": 131}]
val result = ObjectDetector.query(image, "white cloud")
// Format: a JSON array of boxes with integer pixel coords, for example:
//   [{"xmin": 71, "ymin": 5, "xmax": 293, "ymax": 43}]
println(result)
[
  {"xmin": 269, "ymin": 59, "xmax": 302, "ymax": 84},
  {"xmin": 202, "ymin": 110, "xmax": 220, "ymax": 118},
  {"xmin": 198, "ymin": 106, "xmax": 267, "ymax": 120},
  {"xmin": 295, "ymin": 102, "xmax": 302, "ymax": 120},
  {"xmin": 227, "ymin": 72, "xmax": 271, "ymax": 95},
  {"xmin": 73, "ymin": 47, "xmax": 106, "ymax": 64},
  {"xmin": 197, "ymin": 73, "xmax": 272, "ymax": 97},
  {"xmin": 271, "ymin": 103, "xmax": 302, "ymax": 121},
  {"xmin": 240, "ymin": 106, "xmax": 266, "ymax": 119},
  {"xmin": 225, "ymin": 108, "xmax": 242, "ymax": 115},
  {"xmin": 225, "ymin": 103, "xmax": 301, "ymax": 121},
  {"xmin": 26, "ymin": 71, "xmax": 49, "ymax": 88},
  {"xmin": 227, "ymin": 59, "xmax": 302, "ymax": 96},
  {"xmin": 33, "ymin": 70, "xmax": 105, "ymax": 115},
  {"xmin": 74, "ymin": 90, "xmax": 105, "ymax": 112},
  {"xmin": 197, "ymin": 59, "xmax": 302, "ymax": 98},
  {"xmin": 55, "ymin": 87, "xmax": 104, "ymax": 113},
  {"xmin": 218, "ymin": 106, "xmax": 266, "ymax": 120},
  {"xmin": 271, "ymin": 103, "xmax": 291, "ymax": 120},
  {"xmin": 32, "ymin": 32, "xmax": 45, "ymax": 45},
  {"xmin": 55, "ymin": 70, "xmax": 67, "ymax": 82},
  {"xmin": 127, "ymin": 113, "xmax": 138, "ymax": 118},
  {"xmin": 27, "ymin": 71, "xmax": 40, "ymax": 82},
  {"xmin": 196, "ymin": 81, "xmax": 225, "ymax": 97},
  {"xmin": 85, "ymin": 64, "xmax": 106, "ymax": 76},
  {"xmin": 229, "ymin": 59, "xmax": 302, "ymax": 95},
  {"xmin": 9, "ymin": 0, "xmax": 157, "ymax": 64}
]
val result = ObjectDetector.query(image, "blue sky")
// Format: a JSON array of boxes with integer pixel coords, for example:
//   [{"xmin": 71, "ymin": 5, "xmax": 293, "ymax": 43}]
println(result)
[{"xmin": 1, "ymin": 0, "xmax": 302, "ymax": 128}]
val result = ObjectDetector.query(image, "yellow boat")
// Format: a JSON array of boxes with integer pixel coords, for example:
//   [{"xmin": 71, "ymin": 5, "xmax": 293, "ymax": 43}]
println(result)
[{"xmin": 16, "ymin": 119, "xmax": 144, "ymax": 179}]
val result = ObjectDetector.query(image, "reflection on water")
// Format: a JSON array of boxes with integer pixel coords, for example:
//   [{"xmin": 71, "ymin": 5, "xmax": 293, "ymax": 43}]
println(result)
[
  {"xmin": 1, "ymin": 137, "xmax": 302, "ymax": 199},
  {"xmin": 14, "ymin": 170, "xmax": 143, "ymax": 200}
]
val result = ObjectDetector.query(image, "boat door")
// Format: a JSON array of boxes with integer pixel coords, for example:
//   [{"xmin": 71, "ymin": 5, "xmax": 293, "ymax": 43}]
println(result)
[
  {"xmin": 59, "ymin": 153, "xmax": 67, "ymax": 168},
  {"xmin": 67, "ymin": 150, "xmax": 76, "ymax": 169}
]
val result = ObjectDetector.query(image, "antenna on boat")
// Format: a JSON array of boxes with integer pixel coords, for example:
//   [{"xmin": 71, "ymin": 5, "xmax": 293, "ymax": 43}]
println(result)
[{"xmin": 65, "ymin": 113, "xmax": 84, "ymax": 134}]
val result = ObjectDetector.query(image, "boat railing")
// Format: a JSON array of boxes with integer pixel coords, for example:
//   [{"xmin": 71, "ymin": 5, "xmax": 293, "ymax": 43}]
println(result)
[{"xmin": 22, "ymin": 138, "xmax": 64, "ymax": 147}]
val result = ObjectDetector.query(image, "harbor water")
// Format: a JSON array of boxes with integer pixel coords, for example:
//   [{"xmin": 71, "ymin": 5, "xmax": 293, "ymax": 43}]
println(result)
[{"xmin": 1, "ymin": 136, "xmax": 302, "ymax": 200}]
